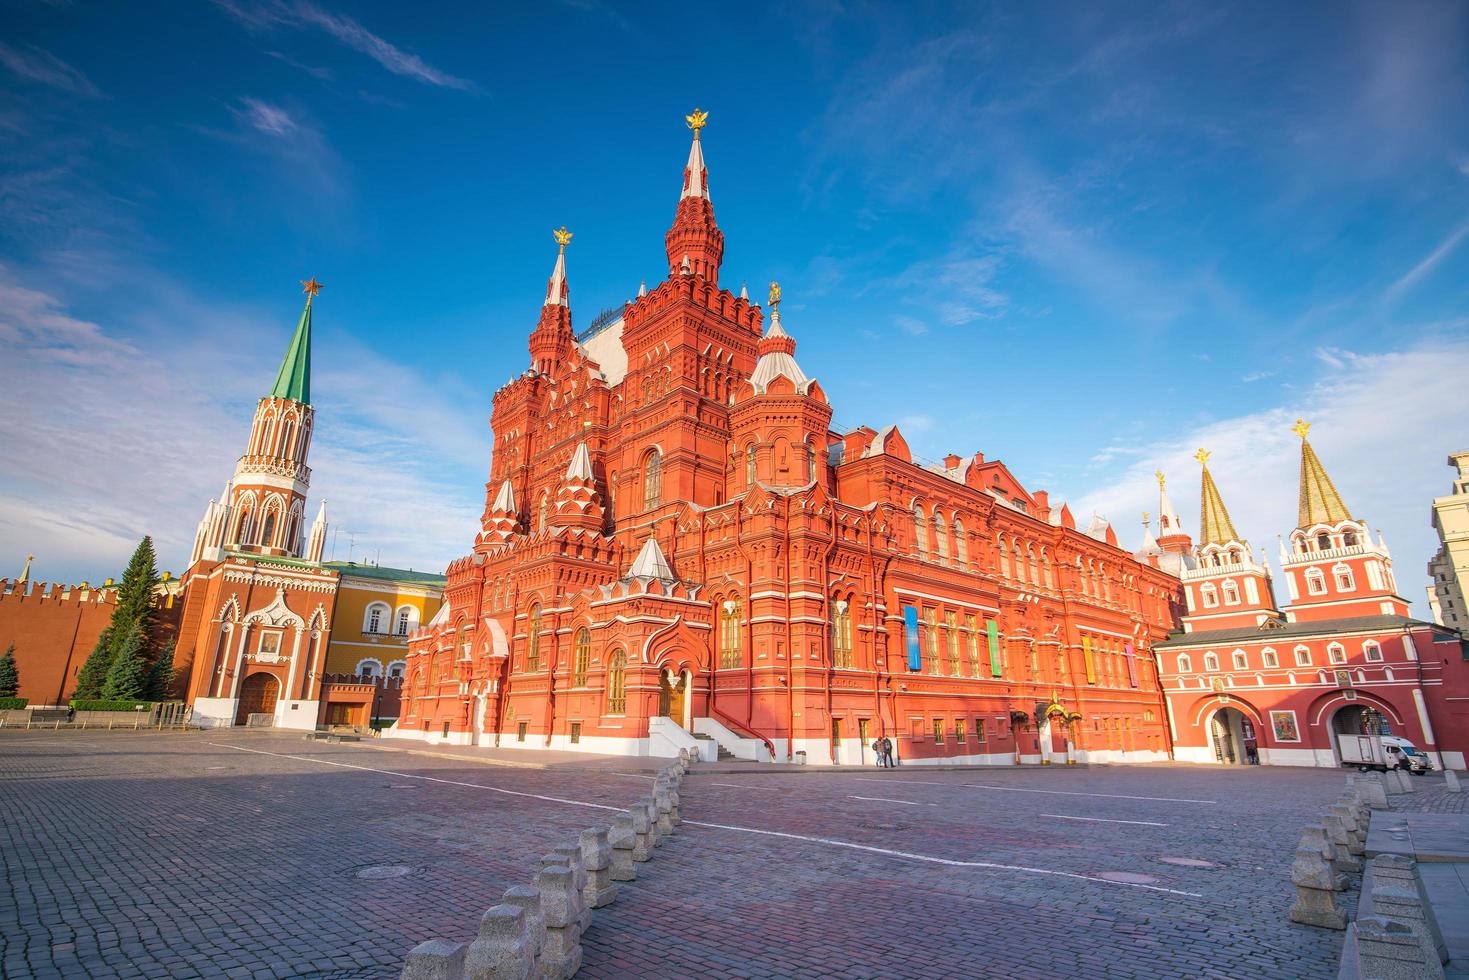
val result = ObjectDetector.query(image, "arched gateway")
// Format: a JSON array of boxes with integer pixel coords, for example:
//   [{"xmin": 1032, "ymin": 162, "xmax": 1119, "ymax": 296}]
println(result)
[{"xmin": 235, "ymin": 672, "xmax": 280, "ymax": 725}]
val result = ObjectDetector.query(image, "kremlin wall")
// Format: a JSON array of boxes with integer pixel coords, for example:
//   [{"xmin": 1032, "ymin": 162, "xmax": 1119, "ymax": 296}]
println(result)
[{"xmin": 5, "ymin": 112, "xmax": 1465, "ymax": 770}]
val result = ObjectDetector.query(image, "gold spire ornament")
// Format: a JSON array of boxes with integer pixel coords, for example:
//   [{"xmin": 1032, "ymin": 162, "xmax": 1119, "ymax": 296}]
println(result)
[
  {"xmin": 685, "ymin": 107, "xmax": 709, "ymax": 136},
  {"xmin": 1156, "ymin": 470, "xmax": 1166, "ymax": 490},
  {"xmin": 768, "ymin": 281, "xmax": 781, "ymax": 308},
  {"xmin": 1194, "ymin": 448, "xmax": 1211, "ymax": 467},
  {"xmin": 1142, "ymin": 511, "xmax": 1150, "ymax": 527},
  {"xmin": 300, "ymin": 276, "xmax": 323, "ymax": 304},
  {"xmin": 553, "ymin": 226, "xmax": 573, "ymax": 251},
  {"xmin": 1292, "ymin": 418, "xmax": 1312, "ymax": 440}
]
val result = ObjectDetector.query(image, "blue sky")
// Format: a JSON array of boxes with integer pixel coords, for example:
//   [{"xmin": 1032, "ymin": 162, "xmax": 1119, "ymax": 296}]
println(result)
[{"xmin": 2, "ymin": 1, "xmax": 1467, "ymax": 614}]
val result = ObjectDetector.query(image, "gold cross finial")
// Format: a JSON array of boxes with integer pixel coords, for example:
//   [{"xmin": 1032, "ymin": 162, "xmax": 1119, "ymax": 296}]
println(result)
[
  {"xmin": 1292, "ymin": 418, "xmax": 1311, "ymax": 440},
  {"xmin": 1142, "ymin": 511, "xmax": 1150, "ymax": 527},
  {"xmin": 300, "ymin": 276, "xmax": 323, "ymax": 304},
  {"xmin": 552, "ymin": 226, "xmax": 572, "ymax": 251},
  {"xmin": 1155, "ymin": 469, "xmax": 1165, "ymax": 490},
  {"xmin": 685, "ymin": 107, "xmax": 709, "ymax": 136},
  {"xmin": 1194, "ymin": 448, "xmax": 1211, "ymax": 467},
  {"xmin": 768, "ymin": 280, "xmax": 781, "ymax": 308}
]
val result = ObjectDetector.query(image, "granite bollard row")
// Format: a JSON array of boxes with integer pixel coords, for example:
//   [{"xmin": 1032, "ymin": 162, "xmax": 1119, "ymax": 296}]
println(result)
[
  {"xmin": 400, "ymin": 759, "xmax": 692, "ymax": 979},
  {"xmin": 1337, "ymin": 854, "xmax": 1449, "ymax": 979},
  {"xmin": 1289, "ymin": 779, "xmax": 1376, "ymax": 930}
]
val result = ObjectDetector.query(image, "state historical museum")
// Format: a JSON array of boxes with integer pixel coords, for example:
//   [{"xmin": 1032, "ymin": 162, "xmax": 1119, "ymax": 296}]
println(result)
[{"xmin": 396, "ymin": 112, "xmax": 1184, "ymax": 764}]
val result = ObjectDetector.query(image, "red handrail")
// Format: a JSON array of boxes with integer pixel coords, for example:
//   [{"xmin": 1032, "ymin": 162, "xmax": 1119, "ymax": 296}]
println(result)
[{"xmin": 709, "ymin": 703, "xmax": 775, "ymax": 761}]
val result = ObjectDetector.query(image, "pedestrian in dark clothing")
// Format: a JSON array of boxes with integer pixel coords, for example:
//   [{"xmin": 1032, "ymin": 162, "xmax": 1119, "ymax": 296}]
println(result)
[{"xmin": 880, "ymin": 736, "xmax": 896, "ymax": 768}]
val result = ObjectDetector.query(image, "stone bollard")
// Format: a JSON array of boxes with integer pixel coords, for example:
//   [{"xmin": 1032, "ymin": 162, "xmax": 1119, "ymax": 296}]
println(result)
[
  {"xmin": 1298, "ymin": 825, "xmax": 1348, "ymax": 891},
  {"xmin": 402, "ymin": 939, "xmax": 468, "ymax": 980},
  {"xmin": 1369, "ymin": 855, "xmax": 1449, "ymax": 968},
  {"xmin": 626, "ymin": 806, "xmax": 653, "ymax": 862},
  {"xmin": 1346, "ymin": 916, "xmax": 1438, "ymax": 978},
  {"xmin": 608, "ymin": 814, "xmax": 638, "ymax": 882},
  {"xmin": 464, "ymin": 904, "xmax": 536, "ymax": 980},
  {"xmin": 677, "ymin": 748, "xmax": 690, "ymax": 765},
  {"xmin": 654, "ymin": 789, "xmax": 675, "ymax": 837},
  {"xmin": 545, "ymin": 847, "xmax": 592, "ymax": 936},
  {"xmin": 1393, "ymin": 768, "xmax": 1415, "ymax": 793},
  {"xmin": 579, "ymin": 827, "xmax": 619, "ymax": 908},
  {"xmin": 639, "ymin": 796, "xmax": 662, "ymax": 848},
  {"xmin": 1349, "ymin": 773, "xmax": 1390, "ymax": 810},
  {"xmin": 1322, "ymin": 812, "xmax": 1362, "ymax": 873},
  {"xmin": 1446, "ymin": 769, "xmax": 1462, "ymax": 793},
  {"xmin": 1288, "ymin": 845, "xmax": 1348, "ymax": 929},
  {"xmin": 1372, "ymin": 883, "xmax": 1447, "ymax": 975},
  {"xmin": 500, "ymin": 886, "xmax": 545, "ymax": 962},
  {"xmin": 665, "ymin": 785, "xmax": 681, "ymax": 825},
  {"xmin": 1328, "ymin": 803, "xmax": 1366, "ymax": 856},
  {"xmin": 535, "ymin": 866, "xmax": 584, "ymax": 980}
]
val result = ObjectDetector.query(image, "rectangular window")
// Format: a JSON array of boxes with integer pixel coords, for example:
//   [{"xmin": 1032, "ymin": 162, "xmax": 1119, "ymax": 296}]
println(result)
[
  {"xmin": 954, "ymin": 720, "xmax": 966, "ymax": 743},
  {"xmin": 1263, "ymin": 649, "xmax": 1279, "ymax": 668},
  {"xmin": 517, "ymin": 721, "xmax": 528, "ymax": 742},
  {"xmin": 442, "ymin": 722, "xmax": 450, "ymax": 737},
  {"xmin": 932, "ymin": 719, "xmax": 944, "ymax": 743},
  {"xmin": 570, "ymin": 722, "xmax": 581, "ymax": 745},
  {"xmin": 926, "ymin": 610, "xmax": 941, "ymax": 675},
  {"xmin": 975, "ymin": 718, "xmax": 986, "ymax": 742},
  {"xmin": 965, "ymin": 614, "xmax": 980, "ymax": 676},
  {"xmin": 945, "ymin": 611, "xmax": 960, "ymax": 676},
  {"xmin": 1294, "ymin": 647, "xmax": 1312, "ymax": 667}
]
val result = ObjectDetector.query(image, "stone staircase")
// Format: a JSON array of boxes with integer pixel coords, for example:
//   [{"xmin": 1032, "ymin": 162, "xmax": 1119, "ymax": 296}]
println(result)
[{"xmin": 694, "ymin": 732, "xmax": 738, "ymax": 762}]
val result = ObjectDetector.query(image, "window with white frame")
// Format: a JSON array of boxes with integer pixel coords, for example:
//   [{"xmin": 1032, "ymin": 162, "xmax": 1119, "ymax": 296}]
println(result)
[
  {"xmin": 1305, "ymin": 568, "xmax": 1327, "ymax": 595},
  {"xmin": 1221, "ymin": 580, "xmax": 1240, "ymax": 605},
  {"xmin": 1200, "ymin": 583, "xmax": 1219, "ymax": 608},
  {"xmin": 1262, "ymin": 647, "xmax": 1279, "ymax": 668},
  {"xmin": 364, "ymin": 602, "xmax": 391, "ymax": 634},
  {"xmin": 1363, "ymin": 641, "xmax": 1382, "ymax": 662},
  {"xmin": 394, "ymin": 606, "xmax": 419, "ymax": 637},
  {"xmin": 1177, "ymin": 653, "xmax": 1193, "ymax": 673},
  {"xmin": 1204, "ymin": 652, "xmax": 1220, "ymax": 672},
  {"xmin": 356, "ymin": 658, "xmax": 383, "ymax": 678},
  {"xmin": 1294, "ymin": 645, "xmax": 1312, "ymax": 667},
  {"xmin": 1333, "ymin": 564, "xmax": 1355, "ymax": 592},
  {"xmin": 1231, "ymin": 650, "xmax": 1248, "ymax": 670},
  {"xmin": 1328, "ymin": 643, "xmax": 1347, "ymax": 665},
  {"xmin": 386, "ymin": 660, "xmax": 406, "ymax": 679}
]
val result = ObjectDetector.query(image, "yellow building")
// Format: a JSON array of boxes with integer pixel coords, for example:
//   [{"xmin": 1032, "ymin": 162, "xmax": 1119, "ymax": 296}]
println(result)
[
  {"xmin": 1427, "ymin": 451, "xmax": 1469, "ymax": 629},
  {"xmin": 322, "ymin": 562, "xmax": 446, "ymax": 678}
]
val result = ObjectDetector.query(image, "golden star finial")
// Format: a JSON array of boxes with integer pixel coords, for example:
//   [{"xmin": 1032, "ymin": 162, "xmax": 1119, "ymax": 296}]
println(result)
[
  {"xmin": 1292, "ymin": 418, "xmax": 1311, "ymax": 440},
  {"xmin": 1194, "ymin": 448, "xmax": 1211, "ymax": 467},
  {"xmin": 300, "ymin": 276, "xmax": 323, "ymax": 303},
  {"xmin": 1155, "ymin": 469, "xmax": 1165, "ymax": 490},
  {"xmin": 552, "ymin": 226, "xmax": 572, "ymax": 251},
  {"xmin": 685, "ymin": 107, "xmax": 709, "ymax": 136},
  {"xmin": 768, "ymin": 280, "xmax": 781, "ymax": 308},
  {"xmin": 1142, "ymin": 511, "xmax": 1150, "ymax": 527}
]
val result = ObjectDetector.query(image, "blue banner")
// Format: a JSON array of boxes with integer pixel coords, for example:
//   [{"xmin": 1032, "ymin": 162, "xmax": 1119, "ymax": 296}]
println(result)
[{"xmin": 903, "ymin": 605, "xmax": 921, "ymax": 671}]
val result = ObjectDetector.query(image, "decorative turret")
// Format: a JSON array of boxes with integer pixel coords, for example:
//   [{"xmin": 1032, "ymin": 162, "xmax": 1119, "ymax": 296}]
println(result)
[
  {"xmin": 627, "ymin": 536, "xmax": 675, "ymax": 582},
  {"xmin": 554, "ymin": 442, "xmax": 606, "ymax": 533},
  {"xmin": 748, "ymin": 283, "xmax": 814, "ymax": 396},
  {"xmin": 478, "ymin": 478, "xmax": 521, "ymax": 548},
  {"xmin": 529, "ymin": 228, "xmax": 575, "ymax": 373},
  {"xmin": 306, "ymin": 499, "xmax": 328, "ymax": 563},
  {"xmin": 1177, "ymin": 448, "xmax": 1279, "ymax": 632},
  {"xmin": 1278, "ymin": 419, "xmax": 1407, "ymax": 621},
  {"xmin": 663, "ymin": 108, "xmax": 724, "ymax": 285},
  {"xmin": 1155, "ymin": 469, "xmax": 1192, "ymax": 556}
]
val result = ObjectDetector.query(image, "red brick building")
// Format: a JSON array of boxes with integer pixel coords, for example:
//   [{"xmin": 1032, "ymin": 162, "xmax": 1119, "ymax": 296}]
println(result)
[
  {"xmin": 395, "ymin": 113, "xmax": 1182, "ymax": 765},
  {"xmin": 1153, "ymin": 426, "xmax": 1469, "ymax": 770}
]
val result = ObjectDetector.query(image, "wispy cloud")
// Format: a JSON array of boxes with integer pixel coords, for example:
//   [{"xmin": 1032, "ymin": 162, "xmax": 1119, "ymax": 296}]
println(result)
[
  {"xmin": 881, "ymin": 250, "xmax": 1009, "ymax": 327},
  {"xmin": 1381, "ymin": 220, "xmax": 1469, "ymax": 304},
  {"xmin": 0, "ymin": 42, "xmax": 103, "ymax": 98},
  {"xmin": 213, "ymin": 0, "xmax": 475, "ymax": 91},
  {"xmin": 235, "ymin": 97, "xmax": 298, "ymax": 137}
]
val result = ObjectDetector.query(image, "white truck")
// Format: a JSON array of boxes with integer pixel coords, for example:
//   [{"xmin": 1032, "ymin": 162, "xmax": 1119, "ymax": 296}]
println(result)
[{"xmin": 1337, "ymin": 733, "xmax": 1433, "ymax": 774}]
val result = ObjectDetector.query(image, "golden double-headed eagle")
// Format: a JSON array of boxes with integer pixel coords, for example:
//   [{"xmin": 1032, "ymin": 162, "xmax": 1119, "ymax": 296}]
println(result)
[
  {"xmin": 685, "ymin": 107, "xmax": 709, "ymax": 132},
  {"xmin": 768, "ymin": 281, "xmax": 781, "ymax": 307},
  {"xmin": 553, "ymin": 226, "xmax": 572, "ymax": 249}
]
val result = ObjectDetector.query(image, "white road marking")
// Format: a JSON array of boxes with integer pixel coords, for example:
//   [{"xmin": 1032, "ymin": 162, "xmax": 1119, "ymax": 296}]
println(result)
[
  {"xmin": 683, "ymin": 820, "xmax": 1203, "ymax": 898},
  {"xmin": 1041, "ymin": 814, "xmax": 1168, "ymax": 827},
  {"xmin": 211, "ymin": 742, "xmax": 1204, "ymax": 899},
  {"xmin": 849, "ymin": 795, "xmax": 934, "ymax": 806},
  {"xmin": 709, "ymin": 782, "xmax": 782, "ymax": 791},
  {"xmin": 852, "ymin": 777, "xmax": 1215, "ymax": 805}
]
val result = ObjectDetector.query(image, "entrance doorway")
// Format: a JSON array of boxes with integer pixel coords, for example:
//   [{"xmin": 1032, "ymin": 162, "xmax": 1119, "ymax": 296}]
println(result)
[
  {"xmin": 1209, "ymin": 707, "xmax": 1249, "ymax": 765},
  {"xmin": 658, "ymin": 670, "xmax": 688, "ymax": 729},
  {"xmin": 236, "ymin": 672, "xmax": 279, "ymax": 725},
  {"xmin": 1333, "ymin": 704, "xmax": 1387, "ymax": 738},
  {"xmin": 858, "ymin": 719, "xmax": 871, "ymax": 766}
]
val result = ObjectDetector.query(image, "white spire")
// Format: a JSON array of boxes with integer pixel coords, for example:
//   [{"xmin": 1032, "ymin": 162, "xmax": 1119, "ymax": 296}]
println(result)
[
  {"xmin": 628, "ymin": 536, "xmax": 674, "ymax": 580},
  {"xmin": 1135, "ymin": 523, "xmax": 1160, "ymax": 559},
  {"xmin": 638, "ymin": 280, "xmax": 647, "ymax": 298},
  {"xmin": 492, "ymin": 479, "xmax": 517, "ymax": 513},
  {"xmin": 565, "ymin": 442, "xmax": 594, "ymax": 481},
  {"xmin": 306, "ymin": 498, "xmax": 328, "ymax": 563},
  {"xmin": 545, "ymin": 249, "xmax": 568, "ymax": 307},
  {"xmin": 1158, "ymin": 481, "xmax": 1184, "ymax": 538},
  {"xmin": 682, "ymin": 130, "xmax": 708, "ymax": 201},
  {"xmin": 313, "ymin": 498, "xmax": 327, "ymax": 524},
  {"xmin": 739, "ymin": 282, "xmax": 748, "ymax": 301}
]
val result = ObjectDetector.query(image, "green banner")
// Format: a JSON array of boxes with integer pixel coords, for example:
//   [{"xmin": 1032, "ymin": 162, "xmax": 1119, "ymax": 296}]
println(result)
[{"xmin": 986, "ymin": 619, "xmax": 1001, "ymax": 677}]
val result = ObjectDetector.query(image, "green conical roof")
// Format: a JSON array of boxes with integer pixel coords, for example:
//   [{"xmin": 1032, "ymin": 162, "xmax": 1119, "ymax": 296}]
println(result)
[{"xmin": 268, "ymin": 297, "xmax": 313, "ymax": 404}]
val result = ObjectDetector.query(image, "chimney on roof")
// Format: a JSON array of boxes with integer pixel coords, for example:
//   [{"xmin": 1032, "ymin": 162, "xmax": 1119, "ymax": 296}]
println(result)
[{"xmin": 943, "ymin": 454, "xmax": 962, "ymax": 470}]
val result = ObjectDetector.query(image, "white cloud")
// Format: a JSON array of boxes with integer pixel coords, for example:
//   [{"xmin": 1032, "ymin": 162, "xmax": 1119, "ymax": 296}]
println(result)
[
  {"xmin": 1069, "ymin": 337, "xmax": 1469, "ymax": 616},
  {"xmin": 235, "ymin": 97, "xmax": 297, "ymax": 137},
  {"xmin": 0, "ymin": 42, "xmax": 103, "ymax": 97},
  {"xmin": 1381, "ymin": 220, "xmax": 1469, "ymax": 304},
  {"xmin": 893, "ymin": 314, "xmax": 929, "ymax": 336}
]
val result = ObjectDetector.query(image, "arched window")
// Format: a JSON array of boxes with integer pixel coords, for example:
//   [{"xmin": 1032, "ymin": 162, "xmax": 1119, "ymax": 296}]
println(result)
[
  {"xmin": 386, "ymin": 660, "xmax": 406, "ymax": 679},
  {"xmin": 1041, "ymin": 551, "xmax": 1054, "ymax": 589},
  {"xmin": 395, "ymin": 607, "xmax": 415, "ymax": 636},
  {"xmin": 807, "ymin": 443, "xmax": 817, "ymax": 482},
  {"xmin": 1327, "ymin": 642, "xmax": 1347, "ymax": 665},
  {"xmin": 933, "ymin": 511, "xmax": 950, "ymax": 561},
  {"xmin": 1204, "ymin": 652, "xmax": 1220, "ymax": 672},
  {"xmin": 260, "ymin": 507, "xmax": 278, "ymax": 549},
  {"xmin": 1293, "ymin": 644, "xmax": 1312, "ymax": 667},
  {"xmin": 954, "ymin": 519, "xmax": 969, "ymax": 567},
  {"xmin": 1013, "ymin": 544, "xmax": 1026, "ymax": 583},
  {"xmin": 913, "ymin": 503, "xmax": 929, "ymax": 560},
  {"xmin": 538, "ymin": 490, "xmax": 549, "ymax": 532},
  {"xmin": 831, "ymin": 599, "xmax": 852, "ymax": 668},
  {"xmin": 1231, "ymin": 650, "xmax": 1248, "ymax": 670},
  {"xmin": 1029, "ymin": 548, "xmax": 1040, "ymax": 585},
  {"xmin": 356, "ymin": 658, "xmax": 383, "ymax": 678},
  {"xmin": 1221, "ymin": 579, "xmax": 1240, "ymax": 605},
  {"xmin": 1200, "ymin": 583, "xmax": 1219, "ymax": 608},
  {"xmin": 606, "ymin": 649, "xmax": 627, "ymax": 714},
  {"xmin": 1317, "ymin": 532, "xmax": 1331, "ymax": 551},
  {"xmin": 1333, "ymin": 564, "xmax": 1355, "ymax": 591},
  {"xmin": 719, "ymin": 599, "xmax": 742, "ymax": 668},
  {"xmin": 1344, "ymin": 530, "xmax": 1358, "ymax": 547},
  {"xmin": 233, "ymin": 500, "xmax": 255, "ymax": 545},
  {"xmin": 573, "ymin": 628, "xmax": 590, "ymax": 686},
  {"xmin": 998, "ymin": 538, "xmax": 1011, "ymax": 578},
  {"xmin": 1177, "ymin": 654, "xmax": 1193, "ymax": 673},
  {"xmin": 279, "ymin": 419, "xmax": 295, "ymax": 457},
  {"xmin": 1305, "ymin": 568, "xmax": 1327, "ymax": 595},
  {"xmin": 1363, "ymin": 641, "xmax": 1382, "ymax": 662},
  {"xmin": 1262, "ymin": 647, "xmax": 1279, "ymax": 668},
  {"xmin": 364, "ymin": 602, "xmax": 390, "ymax": 634},
  {"xmin": 745, "ymin": 444, "xmax": 757, "ymax": 485},
  {"xmin": 527, "ymin": 604, "xmax": 542, "ymax": 671},
  {"xmin": 642, "ymin": 450, "xmax": 662, "ymax": 510}
]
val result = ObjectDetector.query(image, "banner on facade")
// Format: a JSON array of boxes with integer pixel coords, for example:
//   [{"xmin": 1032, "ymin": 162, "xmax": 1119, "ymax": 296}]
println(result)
[
  {"xmin": 1082, "ymin": 635, "xmax": 1096, "ymax": 684},
  {"xmin": 1124, "ymin": 643, "xmax": 1138, "ymax": 688},
  {"xmin": 903, "ymin": 605, "xmax": 921, "ymax": 671},
  {"xmin": 986, "ymin": 619, "xmax": 1001, "ymax": 677}
]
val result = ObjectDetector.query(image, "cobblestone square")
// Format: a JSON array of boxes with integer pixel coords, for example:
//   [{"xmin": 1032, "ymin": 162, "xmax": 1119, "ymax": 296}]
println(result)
[{"xmin": 0, "ymin": 731, "xmax": 1363, "ymax": 978}]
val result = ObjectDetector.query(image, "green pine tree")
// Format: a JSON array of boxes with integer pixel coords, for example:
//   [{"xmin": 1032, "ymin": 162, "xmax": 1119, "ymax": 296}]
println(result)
[
  {"xmin": 107, "ymin": 536, "xmax": 160, "ymax": 666},
  {"xmin": 0, "ymin": 644, "xmax": 18, "ymax": 698},
  {"xmin": 102, "ymin": 624, "xmax": 147, "ymax": 701},
  {"xmin": 73, "ymin": 629, "xmax": 112, "ymax": 700},
  {"xmin": 145, "ymin": 637, "xmax": 176, "ymax": 701}
]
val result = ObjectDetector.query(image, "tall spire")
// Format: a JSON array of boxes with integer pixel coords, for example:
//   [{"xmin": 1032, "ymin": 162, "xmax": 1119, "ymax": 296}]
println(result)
[
  {"xmin": 1293, "ymin": 419, "xmax": 1353, "ymax": 528},
  {"xmin": 665, "ymin": 108, "xmax": 724, "ymax": 285},
  {"xmin": 546, "ymin": 226, "xmax": 571, "ymax": 307},
  {"xmin": 529, "ymin": 229, "xmax": 574, "ymax": 372},
  {"xmin": 18, "ymin": 553, "xmax": 33, "ymax": 584},
  {"xmin": 1195, "ymin": 449, "xmax": 1241, "ymax": 546},
  {"xmin": 268, "ymin": 277, "xmax": 320, "ymax": 404}
]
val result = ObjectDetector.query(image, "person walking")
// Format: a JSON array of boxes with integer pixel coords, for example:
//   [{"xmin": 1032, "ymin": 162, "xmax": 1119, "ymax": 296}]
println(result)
[
  {"xmin": 871, "ymin": 738, "xmax": 886, "ymax": 768},
  {"xmin": 880, "ymin": 735, "xmax": 896, "ymax": 768}
]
